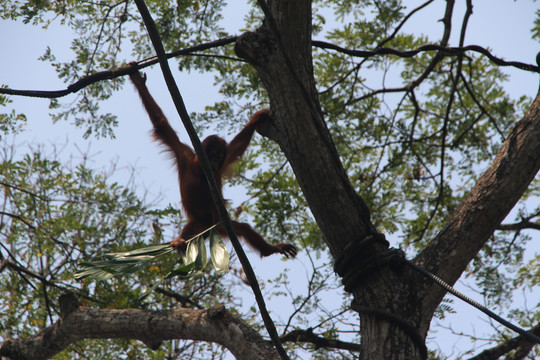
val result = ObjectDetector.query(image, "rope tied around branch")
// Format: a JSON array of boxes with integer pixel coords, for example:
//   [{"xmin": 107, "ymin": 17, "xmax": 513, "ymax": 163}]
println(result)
[
  {"xmin": 335, "ymin": 231, "xmax": 540, "ymax": 350},
  {"xmin": 333, "ymin": 232, "xmax": 427, "ymax": 358},
  {"xmin": 333, "ymin": 232, "xmax": 394, "ymax": 292}
]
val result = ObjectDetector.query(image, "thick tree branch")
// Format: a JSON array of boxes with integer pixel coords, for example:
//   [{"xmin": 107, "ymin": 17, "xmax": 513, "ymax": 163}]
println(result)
[
  {"xmin": 416, "ymin": 89, "xmax": 540, "ymax": 316},
  {"xmin": 0, "ymin": 292, "xmax": 279, "ymax": 360},
  {"xmin": 235, "ymin": 0, "xmax": 379, "ymax": 258}
]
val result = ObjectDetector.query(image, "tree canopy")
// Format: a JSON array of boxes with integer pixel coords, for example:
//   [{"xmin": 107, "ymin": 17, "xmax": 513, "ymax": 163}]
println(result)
[{"xmin": 0, "ymin": 1, "xmax": 539, "ymax": 359}]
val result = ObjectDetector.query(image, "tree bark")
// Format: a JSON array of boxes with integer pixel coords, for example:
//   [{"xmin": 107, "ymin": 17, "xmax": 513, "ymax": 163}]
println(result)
[
  {"xmin": 0, "ymin": 292, "xmax": 279, "ymax": 360},
  {"xmin": 417, "ymin": 90, "xmax": 540, "ymax": 317},
  {"xmin": 235, "ymin": 1, "xmax": 421, "ymax": 359},
  {"xmin": 234, "ymin": 0, "xmax": 381, "ymax": 260},
  {"xmin": 235, "ymin": 1, "xmax": 540, "ymax": 359}
]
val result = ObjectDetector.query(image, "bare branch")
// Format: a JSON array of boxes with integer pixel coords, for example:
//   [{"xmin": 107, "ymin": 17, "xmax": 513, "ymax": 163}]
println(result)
[
  {"xmin": 498, "ymin": 219, "xmax": 540, "ymax": 231},
  {"xmin": 467, "ymin": 324, "xmax": 540, "ymax": 360},
  {"xmin": 0, "ymin": 259, "xmax": 97, "ymax": 303},
  {"xmin": 0, "ymin": 292, "xmax": 279, "ymax": 360},
  {"xmin": 312, "ymin": 41, "xmax": 540, "ymax": 74},
  {"xmin": 154, "ymin": 287, "xmax": 202, "ymax": 309},
  {"xmin": 0, "ymin": 37, "xmax": 238, "ymax": 99},
  {"xmin": 281, "ymin": 328, "xmax": 362, "ymax": 352},
  {"xmin": 377, "ymin": 0, "xmax": 436, "ymax": 48}
]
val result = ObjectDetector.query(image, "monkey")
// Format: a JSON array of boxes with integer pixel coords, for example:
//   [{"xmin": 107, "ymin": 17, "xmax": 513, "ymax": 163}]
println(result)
[{"xmin": 129, "ymin": 71, "xmax": 297, "ymax": 258}]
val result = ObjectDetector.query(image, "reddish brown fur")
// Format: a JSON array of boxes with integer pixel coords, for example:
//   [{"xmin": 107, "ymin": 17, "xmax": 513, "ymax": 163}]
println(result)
[{"xmin": 129, "ymin": 71, "xmax": 296, "ymax": 258}]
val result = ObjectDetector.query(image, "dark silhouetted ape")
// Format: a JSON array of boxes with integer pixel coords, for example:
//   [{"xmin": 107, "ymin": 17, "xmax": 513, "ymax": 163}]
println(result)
[{"xmin": 129, "ymin": 71, "xmax": 296, "ymax": 258}]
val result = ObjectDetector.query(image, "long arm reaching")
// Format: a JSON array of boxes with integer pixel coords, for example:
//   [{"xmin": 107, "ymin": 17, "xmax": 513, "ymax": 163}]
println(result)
[
  {"xmin": 224, "ymin": 109, "xmax": 270, "ymax": 166},
  {"xmin": 129, "ymin": 71, "xmax": 194, "ymax": 165}
]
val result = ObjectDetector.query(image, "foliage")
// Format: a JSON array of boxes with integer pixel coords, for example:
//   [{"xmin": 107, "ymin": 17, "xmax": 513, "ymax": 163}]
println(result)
[
  {"xmin": 0, "ymin": 147, "xmax": 233, "ymax": 359},
  {"xmin": 75, "ymin": 226, "xmax": 230, "ymax": 286},
  {"xmin": 0, "ymin": 0, "xmax": 539, "ymax": 359},
  {"xmin": 0, "ymin": 90, "xmax": 27, "ymax": 135}
]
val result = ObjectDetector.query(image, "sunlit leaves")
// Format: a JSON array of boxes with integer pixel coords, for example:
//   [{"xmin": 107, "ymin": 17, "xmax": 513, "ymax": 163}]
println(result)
[
  {"xmin": 209, "ymin": 228, "xmax": 229, "ymax": 272},
  {"xmin": 75, "ymin": 227, "xmax": 229, "ymax": 282},
  {"xmin": 75, "ymin": 244, "xmax": 175, "ymax": 280}
]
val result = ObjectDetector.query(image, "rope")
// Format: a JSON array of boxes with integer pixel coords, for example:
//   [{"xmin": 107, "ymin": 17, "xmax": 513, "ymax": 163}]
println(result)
[
  {"xmin": 335, "ymin": 236, "xmax": 540, "ymax": 353},
  {"xmin": 133, "ymin": 1, "xmax": 290, "ymax": 359},
  {"xmin": 403, "ymin": 259, "xmax": 540, "ymax": 345}
]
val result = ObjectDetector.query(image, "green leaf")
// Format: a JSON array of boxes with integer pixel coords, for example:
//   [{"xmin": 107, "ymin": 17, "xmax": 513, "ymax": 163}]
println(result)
[
  {"xmin": 107, "ymin": 244, "xmax": 174, "ymax": 258},
  {"xmin": 73, "ymin": 267, "xmax": 115, "ymax": 281},
  {"xmin": 74, "ymin": 243, "xmax": 174, "ymax": 280},
  {"xmin": 166, "ymin": 262, "xmax": 196, "ymax": 278},
  {"xmin": 210, "ymin": 230, "xmax": 229, "ymax": 273},
  {"xmin": 183, "ymin": 238, "xmax": 199, "ymax": 265},
  {"xmin": 194, "ymin": 235, "xmax": 208, "ymax": 270}
]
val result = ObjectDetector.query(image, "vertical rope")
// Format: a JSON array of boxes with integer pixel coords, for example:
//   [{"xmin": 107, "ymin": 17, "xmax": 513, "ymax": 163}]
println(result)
[{"xmin": 132, "ymin": 1, "xmax": 290, "ymax": 358}]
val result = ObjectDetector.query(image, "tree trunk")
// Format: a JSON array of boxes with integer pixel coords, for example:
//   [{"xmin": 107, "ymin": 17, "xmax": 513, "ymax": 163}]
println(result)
[
  {"xmin": 234, "ymin": 0, "xmax": 381, "ymax": 261},
  {"xmin": 234, "ymin": 1, "xmax": 423, "ymax": 359},
  {"xmin": 236, "ymin": 1, "xmax": 540, "ymax": 359}
]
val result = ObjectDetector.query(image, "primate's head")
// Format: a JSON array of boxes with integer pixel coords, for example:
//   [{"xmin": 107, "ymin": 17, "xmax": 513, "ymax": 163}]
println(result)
[{"xmin": 202, "ymin": 135, "xmax": 227, "ymax": 173}]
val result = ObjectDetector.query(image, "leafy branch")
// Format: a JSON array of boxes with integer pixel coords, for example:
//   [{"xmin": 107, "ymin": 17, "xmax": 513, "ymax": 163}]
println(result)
[
  {"xmin": 2, "ymin": 40, "xmax": 538, "ymax": 99},
  {"xmin": 74, "ymin": 226, "xmax": 230, "ymax": 288}
]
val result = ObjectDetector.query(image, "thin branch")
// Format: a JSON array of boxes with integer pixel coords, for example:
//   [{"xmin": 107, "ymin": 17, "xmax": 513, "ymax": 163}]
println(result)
[
  {"xmin": 132, "ymin": 1, "xmax": 288, "ymax": 359},
  {"xmin": 280, "ymin": 328, "xmax": 362, "ymax": 352},
  {"xmin": 154, "ymin": 287, "xmax": 202, "ymax": 309},
  {"xmin": 467, "ymin": 324, "xmax": 540, "ymax": 360},
  {"xmin": 0, "ymin": 210, "xmax": 35, "ymax": 229},
  {"xmin": 0, "ymin": 36, "xmax": 238, "ymax": 99},
  {"xmin": 0, "ymin": 259, "xmax": 96, "ymax": 302},
  {"xmin": 239, "ymin": 160, "xmax": 288, "ymax": 204},
  {"xmin": 86, "ymin": 3, "xmax": 116, "ymax": 75},
  {"xmin": 414, "ymin": 0, "xmax": 459, "ymax": 243},
  {"xmin": 377, "ymin": 0, "xmax": 436, "ymax": 48},
  {"xmin": 497, "ymin": 219, "xmax": 540, "ymax": 231},
  {"xmin": 459, "ymin": 72, "xmax": 506, "ymax": 139},
  {"xmin": 312, "ymin": 42, "xmax": 540, "ymax": 74},
  {"xmin": 0, "ymin": 181, "xmax": 49, "ymax": 202}
]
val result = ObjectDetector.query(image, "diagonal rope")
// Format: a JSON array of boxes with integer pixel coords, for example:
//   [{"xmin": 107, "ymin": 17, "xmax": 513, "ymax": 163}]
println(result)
[{"xmin": 404, "ymin": 259, "xmax": 540, "ymax": 344}]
